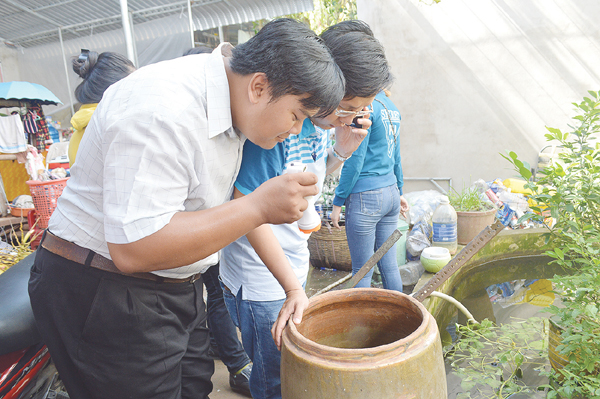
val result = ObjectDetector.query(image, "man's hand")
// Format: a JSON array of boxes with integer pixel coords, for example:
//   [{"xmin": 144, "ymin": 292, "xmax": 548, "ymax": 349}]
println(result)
[
  {"xmin": 250, "ymin": 172, "xmax": 318, "ymax": 225},
  {"xmin": 271, "ymin": 288, "xmax": 309, "ymax": 350},
  {"xmin": 333, "ymin": 108, "xmax": 371, "ymax": 157}
]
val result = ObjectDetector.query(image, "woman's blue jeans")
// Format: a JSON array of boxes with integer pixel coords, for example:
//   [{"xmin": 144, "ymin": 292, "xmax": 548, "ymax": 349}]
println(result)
[{"xmin": 345, "ymin": 184, "xmax": 403, "ymax": 291}]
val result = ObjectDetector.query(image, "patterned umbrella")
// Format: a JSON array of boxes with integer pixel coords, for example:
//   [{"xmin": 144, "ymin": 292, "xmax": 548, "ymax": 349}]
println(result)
[{"xmin": 0, "ymin": 81, "xmax": 62, "ymax": 105}]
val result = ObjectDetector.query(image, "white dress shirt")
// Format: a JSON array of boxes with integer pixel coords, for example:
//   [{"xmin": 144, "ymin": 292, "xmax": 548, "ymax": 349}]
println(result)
[{"xmin": 49, "ymin": 43, "xmax": 245, "ymax": 277}]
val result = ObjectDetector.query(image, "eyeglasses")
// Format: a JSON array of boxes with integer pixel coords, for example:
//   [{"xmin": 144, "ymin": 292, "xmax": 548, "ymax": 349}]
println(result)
[{"xmin": 334, "ymin": 105, "xmax": 372, "ymax": 118}]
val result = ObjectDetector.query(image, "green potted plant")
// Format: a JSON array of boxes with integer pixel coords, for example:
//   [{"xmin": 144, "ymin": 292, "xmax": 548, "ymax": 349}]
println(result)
[
  {"xmin": 503, "ymin": 90, "xmax": 600, "ymax": 398},
  {"xmin": 445, "ymin": 317, "xmax": 550, "ymax": 398},
  {"xmin": 448, "ymin": 184, "xmax": 497, "ymax": 245}
]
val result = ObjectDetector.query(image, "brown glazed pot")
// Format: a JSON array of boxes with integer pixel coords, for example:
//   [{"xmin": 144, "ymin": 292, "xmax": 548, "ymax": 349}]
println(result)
[
  {"xmin": 280, "ymin": 288, "xmax": 447, "ymax": 399},
  {"xmin": 548, "ymin": 319, "xmax": 569, "ymax": 378},
  {"xmin": 456, "ymin": 208, "xmax": 497, "ymax": 245},
  {"xmin": 548, "ymin": 319, "xmax": 600, "ymax": 380}
]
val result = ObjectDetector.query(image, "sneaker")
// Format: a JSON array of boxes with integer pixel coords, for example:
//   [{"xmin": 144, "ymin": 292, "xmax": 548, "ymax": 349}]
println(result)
[{"xmin": 229, "ymin": 363, "xmax": 252, "ymax": 397}]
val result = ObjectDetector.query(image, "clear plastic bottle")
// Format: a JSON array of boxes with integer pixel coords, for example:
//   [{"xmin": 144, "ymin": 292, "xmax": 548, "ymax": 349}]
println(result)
[{"xmin": 431, "ymin": 195, "xmax": 458, "ymax": 254}]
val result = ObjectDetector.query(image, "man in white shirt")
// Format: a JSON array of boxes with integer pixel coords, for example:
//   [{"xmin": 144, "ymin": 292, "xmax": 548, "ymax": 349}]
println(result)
[
  {"xmin": 28, "ymin": 18, "xmax": 345, "ymax": 399},
  {"xmin": 220, "ymin": 20, "xmax": 394, "ymax": 399}
]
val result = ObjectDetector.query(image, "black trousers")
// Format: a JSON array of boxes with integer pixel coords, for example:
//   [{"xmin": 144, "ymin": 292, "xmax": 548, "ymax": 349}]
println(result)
[
  {"xmin": 28, "ymin": 246, "xmax": 214, "ymax": 399},
  {"xmin": 202, "ymin": 264, "xmax": 250, "ymax": 374}
]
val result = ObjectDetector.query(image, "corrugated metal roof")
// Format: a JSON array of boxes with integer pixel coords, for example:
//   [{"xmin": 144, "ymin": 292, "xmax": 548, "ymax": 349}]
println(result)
[{"xmin": 0, "ymin": 0, "xmax": 313, "ymax": 48}]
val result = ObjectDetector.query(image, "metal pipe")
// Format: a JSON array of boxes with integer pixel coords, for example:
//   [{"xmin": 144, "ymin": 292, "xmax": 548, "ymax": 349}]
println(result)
[
  {"xmin": 8, "ymin": 0, "xmax": 224, "ymax": 47},
  {"xmin": 119, "ymin": 0, "xmax": 136, "ymax": 66},
  {"xmin": 309, "ymin": 273, "xmax": 351, "ymax": 298},
  {"xmin": 4, "ymin": 0, "xmax": 62, "ymax": 27},
  {"xmin": 128, "ymin": 11, "xmax": 139, "ymax": 67},
  {"xmin": 404, "ymin": 177, "xmax": 453, "ymax": 194},
  {"xmin": 58, "ymin": 28, "xmax": 75, "ymax": 117},
  {"xmin": 310, "ymin": 228, "xmax": 404, "ymax": 297},
  {"xmin": 0, "ymin": 173, "xmax": 9, "ymax": 217},
  {"xmin": 346, "ymin": 229, "xmax": 402, "ymax": 289},
  {"xmin": 187, "ymin": 0, "xmax": 195, "ymax": 47},
  {"xmin": 218, "ymin": 25, "xmax": 224, "ymax": 43}
]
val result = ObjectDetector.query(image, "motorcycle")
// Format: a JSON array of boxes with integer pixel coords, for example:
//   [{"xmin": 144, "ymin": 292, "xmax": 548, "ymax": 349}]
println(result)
[{"xmin": 0, "ymin": 253, "xmax": 68, "ymax": 399}]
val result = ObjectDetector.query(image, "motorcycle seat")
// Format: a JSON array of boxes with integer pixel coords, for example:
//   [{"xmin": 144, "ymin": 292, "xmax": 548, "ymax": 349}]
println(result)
[{"xmin": 0, "ymin": 253, "xmax": 42, "ymax": 355}]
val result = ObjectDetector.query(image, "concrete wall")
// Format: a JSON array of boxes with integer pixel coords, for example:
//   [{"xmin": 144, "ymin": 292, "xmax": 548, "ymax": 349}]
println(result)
[{"xmin": 358, "ymin": 0, "xmax": 600, "ymax": 193}]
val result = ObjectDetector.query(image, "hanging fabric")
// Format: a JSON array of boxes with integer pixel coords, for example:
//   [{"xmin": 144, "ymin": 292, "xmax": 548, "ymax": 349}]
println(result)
[
  {"xmin": 0, "ymin": 113, "xmax": 28, "ymax": 153},
  {"xmin": 23, "ymin": 109, "xmax": 39, "ymax": 135},
  {"xmin": 28, "ymin": 105, "xmax": 50, "ymax": 152}
]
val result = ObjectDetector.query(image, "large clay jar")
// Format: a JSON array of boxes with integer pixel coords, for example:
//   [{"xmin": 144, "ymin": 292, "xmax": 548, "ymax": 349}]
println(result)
[
  {"xmin": 281, "ymin": 288, "xmax": 447, "ymax": 399},
  {"xmin": 548, "ymin": 319, "xmax": 569, "ymax": 378},
  {"xmin": 548, "ymin": 319, "xmax": 599, "ymax": 382}
]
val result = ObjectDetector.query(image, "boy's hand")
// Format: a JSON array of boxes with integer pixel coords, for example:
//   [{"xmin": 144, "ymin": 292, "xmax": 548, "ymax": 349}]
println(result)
[
  {"xmin": 271, "ymin": 288, "xmax": 309, "ymax": 350},
  {"xmin": 252, "ymin": 172, "xmax": 318, "ymax": 225}
]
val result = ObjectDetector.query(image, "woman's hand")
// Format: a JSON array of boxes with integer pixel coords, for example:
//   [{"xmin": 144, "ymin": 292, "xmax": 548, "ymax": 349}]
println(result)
[
  {"xmin": 400, "ymin": 195, "xmax": 409, "ymax": 219},
  {"xmin": 333, "ymin": 107, "xmax": 371, "ymax": 158},
  {"xmin": 330, "ymin": 205, "xmax": 343, "ymax": 229},
  {"xmin": 271, "ymin": 288, "xmax": 309, "ymax": 350}
]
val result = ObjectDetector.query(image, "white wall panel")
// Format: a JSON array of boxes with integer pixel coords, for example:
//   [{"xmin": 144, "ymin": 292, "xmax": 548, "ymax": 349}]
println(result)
[{"xmin": 358, "ymin": 0, "xmax": 600, "ymax": 193}]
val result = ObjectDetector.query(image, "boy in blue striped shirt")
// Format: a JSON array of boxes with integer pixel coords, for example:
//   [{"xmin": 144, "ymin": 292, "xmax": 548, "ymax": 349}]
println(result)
[{"xmin": 220, "ymin": 20, "xmax": 394, "ymax": 399}]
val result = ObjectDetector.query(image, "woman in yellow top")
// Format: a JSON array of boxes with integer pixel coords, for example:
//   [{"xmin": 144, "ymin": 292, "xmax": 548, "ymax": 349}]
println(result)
[{"xmin": 68, "ymin": 49, "xmax": 136, "ymax": 167}]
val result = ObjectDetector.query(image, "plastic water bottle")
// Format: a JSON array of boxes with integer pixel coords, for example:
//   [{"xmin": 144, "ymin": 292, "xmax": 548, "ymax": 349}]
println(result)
[{"xmin": 432, "ymin": 195, "xmax": 457, "ymax": 255}]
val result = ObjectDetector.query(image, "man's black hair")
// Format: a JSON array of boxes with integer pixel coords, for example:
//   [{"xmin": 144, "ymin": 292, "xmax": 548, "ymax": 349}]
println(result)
[
  {"xmin": 320, "ymin": 20, "xmax": 393, "ymax": 99},
  {"xmin": 230, "ymin": 18, "xmax": 345, "ymax": 118}
]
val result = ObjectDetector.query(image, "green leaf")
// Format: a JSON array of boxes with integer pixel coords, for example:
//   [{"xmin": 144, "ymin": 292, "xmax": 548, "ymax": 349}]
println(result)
[
  {"xmin": 515, "ymin": 353, "xmax": 524, "ymax": 367},
  {"xmin": 546, "ymin": 126, "xmax": 562, "ymax": 136},
  {"xmin": 514, "ymin": 369, "xmax": 523, "ymax": 380},
  {"xmin": 585, "ymin": 304, "xmax": 597, "ymax": 315}
]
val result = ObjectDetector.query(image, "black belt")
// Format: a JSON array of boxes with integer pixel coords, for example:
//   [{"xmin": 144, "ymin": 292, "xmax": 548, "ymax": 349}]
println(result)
[{"xmin": 41, "ymin": 231, "xmax": 202, "ymax": 284}]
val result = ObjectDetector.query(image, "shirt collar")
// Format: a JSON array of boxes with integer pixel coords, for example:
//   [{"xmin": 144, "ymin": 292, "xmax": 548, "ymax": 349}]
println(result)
[
  {"xmin": 206, "ymin": 43, "xmax": 235, "ymax": 139},
  {"xmin": 299, "ymin": 118, "xmax": 318, "ymax": 140}
]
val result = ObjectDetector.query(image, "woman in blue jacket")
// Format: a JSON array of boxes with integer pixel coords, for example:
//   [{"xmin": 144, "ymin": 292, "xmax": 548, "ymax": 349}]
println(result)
[{"xmin": 330, "ymin": 90, "xmax": 408, "ymax": 291}]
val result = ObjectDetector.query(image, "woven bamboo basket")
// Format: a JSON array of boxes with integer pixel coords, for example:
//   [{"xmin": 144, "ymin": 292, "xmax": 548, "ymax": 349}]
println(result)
[{"xmin": 308, "ymin": 223, "xmax": 352, "ymax": 271}]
